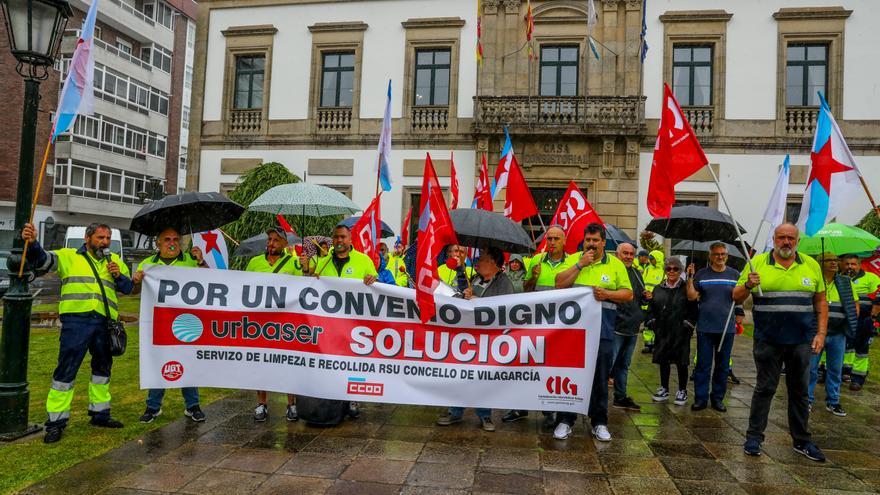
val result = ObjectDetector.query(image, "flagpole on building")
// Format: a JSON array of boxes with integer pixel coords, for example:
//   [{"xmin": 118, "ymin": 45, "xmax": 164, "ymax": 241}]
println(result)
[{"xmin": 18, "ymin": 136, "xmax": 54, "ymax": 277}]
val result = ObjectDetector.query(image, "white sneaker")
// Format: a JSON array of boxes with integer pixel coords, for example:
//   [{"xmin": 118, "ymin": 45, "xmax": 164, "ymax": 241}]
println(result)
[
  {"xmin": 674, "ymin": 390, "xmax": 688, "ymax": 406},
  {"xmin": 553, "ymin": 422, "xmax": 572, "ymax": 440},
  {"xmin": 652, "ymin": 386, "xmax": 669, "ymax": 402},
  {"xmin": 591, "ymin": 425, "xmax": 612, "ymax": 442}
]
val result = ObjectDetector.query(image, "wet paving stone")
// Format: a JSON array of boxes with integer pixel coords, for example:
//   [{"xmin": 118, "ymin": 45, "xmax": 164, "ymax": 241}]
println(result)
[
  {"xmin": 648, "ymin": 440, "xmax": 715, "ymax": 459},
  {"xmin": 113, "ymin": 463, "xmax": 207, "ymax": 492},
  {"xmin": 373, "ymin": 425, "xmax": 434, "ymax": 442},
  {"xmin": 398, "ymin": 488, "xmax": 469, "ymax": 495},
  {"xmin": 472, "ymin": 468, "xmax": 543, "ymax": 495},
  {"xmin": 244, "ymin": 431, "xmax": 317, "ymax": 452},
  {"xmin": 637, "ymin": 425, "xmax": 696, "ymax": 442},
  {"xmin": 720, "ymin": 461, "xmax": 801, "ymax": 485},
  {"xmin": 405, "ymin": 462, "xmax": 475, "ymax": 489},
  {"xmin": 276, "ymin": 452, "xmax": 351, "ymax": 479},
  {"xmin": 253, "ymin": 474, "xmax": 334, "ymax": 495},
  {"xmin": 195, "ymin": 426, "xmax": 264, "ymax": 447},
  {"xmin": 300, "ymin": 436, "xmax": 367, "ymax": 457},
  {"xmin": 659, "ymin": 457, "xmax": 736, "ymax": 482},
  {"xmin": 360, "ymin": 439, "xmax": 424, "ymax": 461},
  {"xmin": 23, "ymin": 460, "xmax": 142, "ymax": 495},
  {"xmin": 673, "ymin": 479, "xmax": 750, "ymax": 495},
  {"xmin": 739, "ymin": 483, "xmax": 815, "ymax": 495},
  {"xmin": 690, "ymin": 427, "xmax": 745, "ymax": 443},
  {"xmin": 592, "ymin": 438, "xmax": 654, "ymax": 457},
  {"xmin": 215, "ymin": 447, "xmax": 293, "ymax": 473},
  {"xmin": 418, "ymin": 442, "xmax": 480, "ymax": 464},
  {"xmin": 340, "ymin": 458, "xmax": 414, "ymax": 484},
  {"xmin": 479, "ymin": 447, "xmax": 541, "ymax": 470},
  {"xmin": 541, "ymin": 472, "xmax": 612, "ymax": 495},
  {"xmin": 599, "ymin": 454, "xmax": 669, "ymax": 477},
  {"xmin": 325, "ymin": 480, "xmax": 401, "ymax": 495},
  {"xmin": 157, "ymin": 441, "xmax": 234, "ymax": 466},
  {"xmin": 608, "ymin": 476, "xmax": 681, "ymax": 495},
  {"xmin": 784, "ymin": 465, "xmax": 871, "ymax": 491},
  {"xmin": 178, "ymin": 467, "xmax": 268, "ymax": 494},
  {"xmin": 539, "ymin": 450, "xmax": 602, "ymax": 473}
]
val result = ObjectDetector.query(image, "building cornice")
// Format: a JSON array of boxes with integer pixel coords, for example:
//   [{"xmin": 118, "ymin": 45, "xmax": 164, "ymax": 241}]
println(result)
[
  {"xmin": 773, "ymin": 7, "xmax": 852, "ymax": 21},
  {"xmin": 401, "ymin": 17, "xmax": 466, "ymax": 30},
  {"xmin": 308, "ymin": 21, "xmax": 369, "ymax": 32},
  {"xmin": 659, "ymin": 10, "xmax": 733, "ymax": 23},
  {"xmin": 221, "ymin": 24, "xmax": 278, "ymax": 37}
]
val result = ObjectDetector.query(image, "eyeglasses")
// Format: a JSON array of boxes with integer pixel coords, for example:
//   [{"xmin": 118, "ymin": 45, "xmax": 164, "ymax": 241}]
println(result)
[{"xmin": 665, "ymin": 266, "xmax": 681, "ymax": 273}]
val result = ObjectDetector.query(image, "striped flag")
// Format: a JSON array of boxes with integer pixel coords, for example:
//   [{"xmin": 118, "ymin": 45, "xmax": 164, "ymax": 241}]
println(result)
[
  {"xmin": 52, "ymin": 0, "xmax": 99, "ymax": 141},
  {"xmin": 377, "ymin": 80, "xmax": 393, "ymax": 192},
  {"xmin": 588, "ymin": 36, "xmax": 600, "ymax": 60},
  {"xmin": 476, "ymin": 0, "xmax": 484, "ymax": 67},
  {"xmin": 525, "ymin": 0, "xmax": 535, "ymax": 59},
  {"xmin": 762, "ymin": 155, "xmax": 791, "ymax": 252}
]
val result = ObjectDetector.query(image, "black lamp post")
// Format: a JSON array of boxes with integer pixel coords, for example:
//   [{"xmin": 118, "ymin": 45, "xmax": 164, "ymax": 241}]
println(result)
[{"xmin": 0, "ymin": 0, "xmax": 70, "ymax": 441}]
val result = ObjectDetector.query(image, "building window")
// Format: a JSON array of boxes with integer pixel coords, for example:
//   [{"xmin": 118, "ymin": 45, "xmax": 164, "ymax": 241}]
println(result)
[
  {"xmin": 786, "ymin": 44, "xmax": 827, "ymax": 107},
  {"xmin": 155, "ymin": 1, "xmax": 174, "ymax": 30},
  {"xmin": 116, "ymin": 39, "xmax": 132, "ymax": 56},
  {"xmin": 53, "ymin": 159, "xmax": 158, "ymax": 204},
  {"xmin": 539, "ymin": 46, "xmax": 578, "ymax": 97},
  {"xmin": 320, "ymin": 52, "xmax": 355, "ymax": 107},
  {"xmin": 182, "ymin": 106, "xmax": 190, "ymax": 129},
  {"xmin": 179, "ymin": 146, "xmax": 187, "ymax": 170},
  {"xmin": 184, "ymin": 66, "xmax": 193, "ymax": 89},
  {"xmin": 785, "ymin": 196, "xmax": 802, "ymax": 223},
  {"xmin": 141, "ymin": 44, "xmax": 172, "ymax": 73},
  {"xmin": 414, "ymin": 49, "xmax": 450, "ymax": 106},
  {"xmin": 672, "ymin": 45, "xmax": 712, "ymax": 106},
  {"xmin": 234, "ymin": 55, "xmax": 265, "ymax": 110}
]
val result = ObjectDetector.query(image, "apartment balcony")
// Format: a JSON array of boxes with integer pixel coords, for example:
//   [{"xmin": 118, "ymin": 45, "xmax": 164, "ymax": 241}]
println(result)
[
  {"xmin": 785, "ymin": 106, "xmax": 819, "ymax": 137},
  {"xmin": 68, "ymin": 0, "xmax": 174, "ymax": 48},
  {"xmin": 51, "ymin": 193, "xmax": 143, "ymax": 219},
  {"xmin": 316, "ymin": 107, "xmax": 353, "ymax": 132},
  {"xmin": 474, "ymin": 95, "xmax": 645, "ymax": 136},
  {"xmin": 411, "ymin": 105, "xmax": 449, "ymax": 132}
]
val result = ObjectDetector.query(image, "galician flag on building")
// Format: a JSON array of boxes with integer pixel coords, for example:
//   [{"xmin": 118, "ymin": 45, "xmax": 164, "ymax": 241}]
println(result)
[
  {"xmin": 52, "ymin": 0, "xmax": 99, "ymax": 141},
  {"xmin": 796, "ymin": 93, "xmax": 863, "ymax": 236},
  {"xmin": 193, "ymin": 230, "xmax": 229, "ymax": 270},
  {"xmin": 761, "ymin": 155, "xmax": 791, "ymax": 252},
  {"xmin": 376, "ymin": 80, "xmax": 393, "ymax": 192}
]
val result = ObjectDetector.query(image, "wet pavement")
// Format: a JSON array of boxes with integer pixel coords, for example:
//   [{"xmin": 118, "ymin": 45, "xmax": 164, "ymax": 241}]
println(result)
[{"xmin": 21, "ymin": 336, "xmax": 880, "ymax": 494}]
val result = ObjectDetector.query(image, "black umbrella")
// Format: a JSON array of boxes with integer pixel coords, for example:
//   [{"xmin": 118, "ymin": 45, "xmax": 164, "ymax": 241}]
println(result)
[
  {"xmin": 645, "ymin": 205, "xmax": 746, "ymax": 243},
  {"xmin": 338, "ymin": 216, "xmax": 395, "ymax": 238},
  {"xmin": 130, "ymin": 192, "xmax": 245, "ymax": 236},
  {"xmin": 233, "ymin": 232, "xmax": 302, "ymax": 258},
  {"xmin": 671, "ymin": 240, "xmax": 747, "ymax": 271},
  {"xmin": 449, "ymin": 209, "xmax": 532, "ymax": 254}
]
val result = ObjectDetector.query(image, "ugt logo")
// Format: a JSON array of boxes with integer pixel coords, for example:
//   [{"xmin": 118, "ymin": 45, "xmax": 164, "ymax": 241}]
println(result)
[
  {"xmin": 161, "ymin": 361, "xmax": 184, "ymax": 381},
  {"xmin": 546, "ymin": 376, "xmax": 577, "ymax": 396}
]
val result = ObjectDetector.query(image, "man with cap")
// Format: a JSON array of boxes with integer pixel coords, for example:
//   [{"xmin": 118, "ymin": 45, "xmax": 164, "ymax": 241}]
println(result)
[
  {"xmin": 132, "ymin": 227, "xmax": 207, "ymax": 423},
  {"xmin": 554, "ymin": 223, "xmax": 633, "ymax": 442},
  {"xmin": 838, "ymin": 252, "xmax": 880, "ymax": 390},
  {"xmin": 635, "ymin": 250, "xmax": 650, "ymax": 275},
  {"xmin": 437, "ymin": 246, "xmax": 513, "ymax": 432},
  {"xmin": 388, "ymin": 240, "xmax": 409, "ymax": 287},
  {"xmin": 247, "ymin": 225, "xmax": 307, "ymax": 422}
]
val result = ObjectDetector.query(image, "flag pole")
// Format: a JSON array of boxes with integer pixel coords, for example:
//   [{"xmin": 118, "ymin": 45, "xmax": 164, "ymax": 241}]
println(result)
[
  {"xmin": 18, "ymin": 136, "xmax": 54, "ymax": 277},
  {"xmin": 716, "ymin": 220, "xmax": 765, "ymax": 353},
  {"xmin": 857, "ymin": 175, "xmax": 880, "ymax": 219},
  {"xmin": 706, "ymin": 164, "xmax": 761, "ymax": 297}
]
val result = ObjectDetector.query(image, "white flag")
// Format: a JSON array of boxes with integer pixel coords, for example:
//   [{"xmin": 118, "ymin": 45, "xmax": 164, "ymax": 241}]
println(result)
[
  {"xmin": 762, "ymin": 155, "xmax": 791, "ymax": 252},
  {"xmin": 587, "ymin": 0, "xmax": 598, "ymax": 28},
  {"xmin": 192, "ymin": 229, "xmax": 229, "ymax": 269}
]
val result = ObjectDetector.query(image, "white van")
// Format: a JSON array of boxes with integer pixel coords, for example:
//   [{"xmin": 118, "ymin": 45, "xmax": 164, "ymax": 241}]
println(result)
[{"xmin": 64, "ymin": 226, "xmax": 124, "ymax": 262}]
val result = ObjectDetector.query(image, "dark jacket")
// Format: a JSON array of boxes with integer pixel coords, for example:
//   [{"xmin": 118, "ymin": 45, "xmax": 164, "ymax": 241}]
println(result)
[
  {"xmin": 615, "ymin": 264, "xmax": 646, "ymax": 336},
  {"xmin": 647, "ymin": 279, "xmax": 697, "ymax": 366},
  {"xmin": 471, "ymin": 272, "xmax": 515, "ymax": 298}
]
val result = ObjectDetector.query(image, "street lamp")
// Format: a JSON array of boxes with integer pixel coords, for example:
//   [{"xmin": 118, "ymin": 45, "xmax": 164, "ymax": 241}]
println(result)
[{"xmin": 0, "ymin": 0, "xmax": 70, "ymax": 441}]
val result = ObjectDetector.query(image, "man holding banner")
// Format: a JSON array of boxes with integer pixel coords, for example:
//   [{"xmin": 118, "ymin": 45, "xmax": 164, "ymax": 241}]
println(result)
[{"xmin": 554, "ymin": 223, "xmax": 633, "ymax": 441}]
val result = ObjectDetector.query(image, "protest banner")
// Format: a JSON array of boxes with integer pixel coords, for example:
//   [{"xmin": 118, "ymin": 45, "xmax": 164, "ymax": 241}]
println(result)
[{"xmin": 139, "ymin": 265, "xmax": 602, "ymax": 413}]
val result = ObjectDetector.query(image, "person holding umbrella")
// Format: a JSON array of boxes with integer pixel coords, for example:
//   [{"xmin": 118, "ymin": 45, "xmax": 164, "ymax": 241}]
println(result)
[
  {"xmin": 132, "ymin": 227, "xmax": 207, "ymax": 423},
  {"xmin": 553, "ymin": 223, "xmax": 633, "ymax": 442},
  {"xmin": 247, "ymin": 225, "xmax": 308, "ymax": 422},
  {"xmin": 808, "ymin": 252, "xmax": 858, "ymax": 417},
  {"xmin": 21, "ymin": 223, "xmax": 133, "ymax": 443},
  {"xmin": 838, "ymin": 252, "xmax": 880, "ymax": 390}
]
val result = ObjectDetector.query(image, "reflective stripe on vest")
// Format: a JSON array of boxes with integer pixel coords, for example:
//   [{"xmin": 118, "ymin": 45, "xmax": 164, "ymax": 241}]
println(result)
[
  {"xmin": 827, "ymin": 302, "xmax": 846, "ymax": 319},
  {"xmin": 56, "ymin": 249, "xmax": 121, "ymax": 319}
]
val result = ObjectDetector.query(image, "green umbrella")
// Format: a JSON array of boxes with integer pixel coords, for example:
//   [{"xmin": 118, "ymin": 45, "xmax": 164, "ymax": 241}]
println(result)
[
  {"xmin": 799, "ymin": 223, "xmax": 880, "ymax": 255},
  {"xmin": 248, "ymin": 183, "xmax": 361, "ymax": 216}
]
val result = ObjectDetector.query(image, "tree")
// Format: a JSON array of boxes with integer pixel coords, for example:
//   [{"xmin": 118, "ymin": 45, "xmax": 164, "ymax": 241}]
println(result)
[
  {"xmin": 639, "ymin": 230, "xmax": 664, "ymax": 254},
  {"xmin": 856, "ymin": 209, "xmax": 880, "ymax": 239},
  {"xmin": 222, "ymin": 162, "xmax": 341, "ymax": 269}
]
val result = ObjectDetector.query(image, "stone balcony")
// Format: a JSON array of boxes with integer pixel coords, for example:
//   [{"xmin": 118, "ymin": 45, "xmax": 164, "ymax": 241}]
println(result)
[
  {"xmin": 683, "ymin": 106, "xmax": 714, "ymax": 135},
  {"xmin": 785, "ymin": 106, "xmax": 819, "ymax": 137},
  {"xmin": 316, "ymin": 107, "xmax": 353, "ymax": 132},
  {"xmin": 473, "ymin": 95, "xmax": 645, "ymax": 135},
  {"xmin": 226, "ymin": 109, "xmax": 263, "ymax": 135},
  {"xmin": 411, "ymin": 106, "xmax": 449, "ymax": 132}
]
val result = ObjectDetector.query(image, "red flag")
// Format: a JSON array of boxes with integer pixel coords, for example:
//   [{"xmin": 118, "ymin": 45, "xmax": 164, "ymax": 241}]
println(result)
[
  {"xmin": 276, "ymin": 214, "xmax": 296, "ymax": 234},
  {"xmin": 503, "ymin": 155, "xmax": 538, "ymax": 222},
  {"xmin": 400, "ymin": 206, "xmax": 412, "ymax": 248},
  {"xmin": 415, "ymin": 154, "xmax": 458, "ymax": 323},
  {"xmin": 473, "ymin": 153, "xmax": 493, "ymax": 211},
  {"xmin": 863, "ymin": 252, "xmax": 880, "ymax": 278},
  {"xmin": 536, "ymin": 181, "xmax": 604, "ymax": 253},
  {"xmin": 351, "ymin": 196, "xmax": 382, "ymax": 269},
  {"xmin": 647, "ymin": 83, "xmax": 709, "ymax": 218},
  {"xmin": 525, "ymin": 0, "xmax": 535, "ymax": 59},
  {"xmin": 450, "ymin": 152, "xmax": 460, "ymax": 209}
]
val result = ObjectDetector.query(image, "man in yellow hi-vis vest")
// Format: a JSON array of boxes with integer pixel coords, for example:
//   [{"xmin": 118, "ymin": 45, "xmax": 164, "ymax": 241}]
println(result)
[{"xmin": 22, "ymin": 222, "xmax": 133, "ymax": 444}]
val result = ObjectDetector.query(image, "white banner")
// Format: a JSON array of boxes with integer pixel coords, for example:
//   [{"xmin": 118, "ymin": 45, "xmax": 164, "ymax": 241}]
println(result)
[{"xmin": 139, "ymin": 266, "xmax": 602, "ymax": 413}]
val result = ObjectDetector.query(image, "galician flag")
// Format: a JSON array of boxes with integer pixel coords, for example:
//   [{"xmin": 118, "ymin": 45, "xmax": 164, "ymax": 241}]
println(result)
[
  {"xmin": 52, "ymin": 0, "xmax": 99, "ymax": 141},
  {"xmin": 761, "ymin": 155, "xmax": 791, "ymax": 252},
  {"xmin": 796, "ymin": 93, "xmax": 863, "ymax": 236},
  {"xmin": 193, "ymin": 230, "xmax": 229, "ymax": 270},
  {"xmin": 492, "ymin": 127, "xmax": 514, "ymax": 199},
  {"xmin": 377, "ymin": 80, "xmax": 393, "ymax": 192}
]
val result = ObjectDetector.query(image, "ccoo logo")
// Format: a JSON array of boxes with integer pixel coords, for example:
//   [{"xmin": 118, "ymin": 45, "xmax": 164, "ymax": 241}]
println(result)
[
  {"xmin": 162, "ymin": 361, "xmax": 184, "ymax": 381},
  {"xmin": 171, "ymin": 313, "xmax": 203, "ymax": 343},
  {"xmin": 546, "ymin": 376, "xmax": 577, "ymax": 396}
]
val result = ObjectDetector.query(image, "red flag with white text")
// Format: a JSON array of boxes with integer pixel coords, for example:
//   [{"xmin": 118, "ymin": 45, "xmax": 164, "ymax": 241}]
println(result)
[
  {"xmin": 416, "ymin": 154, "xmax": 458, "ymax": 323},
  {"xmin": 536, "ymin": 181, "xmax": 603, "ymax": 253},
  {"xmin": 352, "ymin": 196, "xmax": 382, "ymax": 269},
  {"xmin": 647, "ymin": 83, "xmax": 708, "ymax": 218},
  {"xmin": 503, "ymin": 155, "xmax": 539, "ymax": 222}
]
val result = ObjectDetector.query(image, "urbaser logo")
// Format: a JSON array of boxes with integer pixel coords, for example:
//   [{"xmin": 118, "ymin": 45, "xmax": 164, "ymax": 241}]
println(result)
[
  {"xmin": 347, "ymin": 377, "xmax": 384, "ymax": 396},
  {"xmin": 162, "ymin": 361, "xmax": 184, "ymax": 381},
  {"xmin": 546, "ymin": 376, "xmax": 577, "ymax": 396}
]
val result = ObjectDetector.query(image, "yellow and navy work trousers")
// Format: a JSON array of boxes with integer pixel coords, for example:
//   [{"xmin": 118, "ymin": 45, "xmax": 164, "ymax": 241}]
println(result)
[
  {"xmin": 844, "ymin": 315, "xmax": 875, "ymax": 386},
  {"xmin": 46, "ymin": 313, "xmax": 114, "ymax": 428}
]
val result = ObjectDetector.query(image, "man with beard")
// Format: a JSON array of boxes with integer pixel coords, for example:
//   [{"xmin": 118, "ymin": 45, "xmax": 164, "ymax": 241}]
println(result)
[
  {"xmin": 22, "ymin": 222, "xmax": 133, "ymax": 443},
  {"xmin": 734, "ymin": 223, "xmax": 828, "ymax": 462},
  {"xmin": 554, "ymin": 223, "xmax": 633, "ymax": 442},
  {"xmin": 247, "ymin": 226, "xmax": 307, "ymax": 422},
  {"xmin": 132, "ymin": 227, "xmax": 207, "ymax": 423},
  {"xmin": 838, "ymin": 253, "xmax": 880, "ymax": 390}
]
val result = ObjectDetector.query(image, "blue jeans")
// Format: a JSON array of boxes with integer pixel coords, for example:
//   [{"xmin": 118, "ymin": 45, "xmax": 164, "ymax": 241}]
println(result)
[
  {"xmin": 146, "ymin": 388, "xmax": 200, "ymax": 411},
  {"xmin": 448, "ymin": 407, "xmax": 491, "ymax": 419},
  {"xmin": 611, "ymin": 334, "xmax": 638, "ymax": 402},
  {"xmin": 558, "ymin": 337, "xmax": 614, "ymax": 427},
  {"xmin": 809, "ymin": 332, "xmax": 846, "ymax": 405},
  {"xmin": 694, "ymin": 332, "xmax": 734, "ymax": 404}
]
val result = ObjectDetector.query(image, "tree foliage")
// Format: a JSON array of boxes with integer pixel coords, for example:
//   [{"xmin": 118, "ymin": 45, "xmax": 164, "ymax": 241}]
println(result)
[
  {"xmin": 639, "ymin": 230, "xmax": 664, "ymax": 254},
  {"xmin": 856, "ymin": 208, "xmax": 880, "ymax": 239},
  {"xmin": 222, "ymin": 162, "xmax": 342, "ymax": 269}
]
